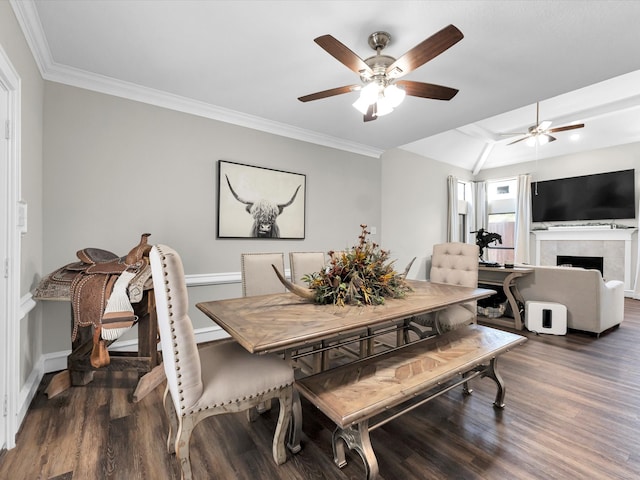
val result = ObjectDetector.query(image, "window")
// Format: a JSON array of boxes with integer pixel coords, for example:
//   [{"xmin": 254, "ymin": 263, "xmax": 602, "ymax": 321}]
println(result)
[{"xmin": 486, "ymin": 178, "xmax": 516, "ymax": 264}]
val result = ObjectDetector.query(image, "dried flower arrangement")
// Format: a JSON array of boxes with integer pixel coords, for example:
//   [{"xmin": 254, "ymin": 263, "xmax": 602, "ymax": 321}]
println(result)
[{"xmin": 302, "ymin": 224, "xmax": 412, "ymax": 306}]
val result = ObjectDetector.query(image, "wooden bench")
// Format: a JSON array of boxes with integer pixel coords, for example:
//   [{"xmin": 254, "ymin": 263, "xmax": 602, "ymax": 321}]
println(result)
[{"xmin": 295, "ymin": 324, "xmax": 527, "ymax": 479}]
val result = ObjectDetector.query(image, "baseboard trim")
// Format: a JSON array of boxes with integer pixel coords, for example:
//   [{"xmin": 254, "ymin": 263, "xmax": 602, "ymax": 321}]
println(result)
[
  {"xmin": 41, "ymin": 325, "xmax": 230, "ymax": 374},
  {"xmin": 18, "ymin": 325, "xmax": 231, "ymax": 426},
  {"xmin": 17, "ymin": 359, "xmax": 44, "ymax": 429}
]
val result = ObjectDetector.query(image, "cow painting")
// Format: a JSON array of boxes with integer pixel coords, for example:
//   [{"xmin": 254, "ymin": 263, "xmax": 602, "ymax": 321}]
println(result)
[{"xmin": 225, "ymin": 174, "xmax": 302, "ymax": 238}]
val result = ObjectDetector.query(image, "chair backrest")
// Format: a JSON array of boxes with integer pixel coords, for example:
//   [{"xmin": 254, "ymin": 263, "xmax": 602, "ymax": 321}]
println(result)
[
  {"xmin": 150, "ymin": 245, "xmax": 203, "ymax": 415},
  {"xmin": 430, "ymin": 242, "xmax": 479, "ymax": 288},
  {"xmin": 241, "ymin": 252, "xmax": 286, "ymax": 297},
  {"xmin": 289, "ymin": 252, "xmax": 325, "ymax": 286}
]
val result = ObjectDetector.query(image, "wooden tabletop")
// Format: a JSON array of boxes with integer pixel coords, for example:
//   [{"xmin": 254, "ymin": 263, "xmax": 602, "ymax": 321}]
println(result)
[{"xmin": 196, "ymin": 280, "xmax": 495, "ymax": 354}]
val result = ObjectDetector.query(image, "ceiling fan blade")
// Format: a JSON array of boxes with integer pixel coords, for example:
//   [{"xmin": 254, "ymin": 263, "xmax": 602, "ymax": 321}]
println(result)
[
  {"xmin": 507, "ymin": 135, "xmax": 530, "ymax": 146},
  {"xmin": 396, "ymin": 80, "xmax": 458, "ymax": 100},
  {"xmin": 364, "ymin": 103, "xmax": 377, "ymax": 122},
  {"xmin": 547, "ymin": 123, "xmax": 585, "ymax": 133},
  {"xmin": 314, "ymin": 35, "xmax": 373, "ymax": 76},
  {"xmin": 547, "ymin": 135, "xmax": 557, "ymax": 143},
  {"xmin": 538, "ymin": 120, "xmax": 552, "ymax": 131},
  {"xmin": 385, "ymin": 24, "xmax": 463, "ymax": 78},
  {"xmin": 298, "ymin": 85, "xmax": 360, "ymax": 102}
]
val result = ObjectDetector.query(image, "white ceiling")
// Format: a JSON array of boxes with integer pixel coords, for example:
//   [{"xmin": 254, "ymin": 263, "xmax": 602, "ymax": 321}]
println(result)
[{"xmin": 11, "ymin": 0, "xmax": 640, "ymax": 171}]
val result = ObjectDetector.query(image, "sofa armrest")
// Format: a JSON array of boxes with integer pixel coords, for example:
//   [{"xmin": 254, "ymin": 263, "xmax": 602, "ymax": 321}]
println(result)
[{"xmin": 600, "ymin": 280, "xmax": 625, "ymax": 330}]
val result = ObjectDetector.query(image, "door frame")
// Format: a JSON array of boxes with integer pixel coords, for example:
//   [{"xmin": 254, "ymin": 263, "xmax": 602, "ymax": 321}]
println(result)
[{"xmin": 0, "ymin": 43, "xmax": 22, "ymax": 450}]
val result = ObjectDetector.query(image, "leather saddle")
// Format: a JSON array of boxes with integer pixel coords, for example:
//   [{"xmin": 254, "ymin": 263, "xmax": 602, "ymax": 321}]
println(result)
[{"xmin": 35, "ymin": 233, "xmax": 153, "ymax": 368}]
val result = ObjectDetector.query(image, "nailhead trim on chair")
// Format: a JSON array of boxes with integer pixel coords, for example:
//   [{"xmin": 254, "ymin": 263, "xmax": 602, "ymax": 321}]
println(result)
[
  {"xmin": 184, "ymin": 383, "xmax": 293, "ymax": 415},
  {"xmin": 157, "ymin": 246, "xmax": 190, "ymax": 413},
  {"xmin": 157, "ymin": 245, "xmax": 293, "ymax": 417},
  {"xmin": 152, "ymin": 245, "xmax": 295, "ymax": 475}
]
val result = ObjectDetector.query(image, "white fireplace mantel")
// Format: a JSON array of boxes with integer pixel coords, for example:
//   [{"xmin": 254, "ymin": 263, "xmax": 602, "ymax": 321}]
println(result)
[{"xmin": 531, "ymin": 228, "xmax": 638, "ymax": 290}]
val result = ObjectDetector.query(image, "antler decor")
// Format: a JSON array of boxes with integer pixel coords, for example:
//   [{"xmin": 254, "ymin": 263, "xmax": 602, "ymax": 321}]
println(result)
[{"xmin": 273, "ymin": 225, "xmax": 412, "ymax": 306}]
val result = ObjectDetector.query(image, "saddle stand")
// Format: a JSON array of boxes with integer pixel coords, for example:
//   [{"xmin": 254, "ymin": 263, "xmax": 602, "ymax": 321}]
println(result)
[{"xmin": 35, "ymin": 234, "xmax": 164, "ymax": 401}]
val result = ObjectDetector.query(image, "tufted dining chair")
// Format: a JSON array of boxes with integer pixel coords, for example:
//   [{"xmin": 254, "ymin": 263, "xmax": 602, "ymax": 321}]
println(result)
[
  {"xmin": 241, "ymin": 252, "xmax": 286, "ymax": 297},
  {"xmin": 289, "ymin": 251, "xmax": 325, "ymax": 286},
  {"xmin": 150, "ymin": 245, "xmax": 294, "ymax": 480},
  {"xmin": 428, "ymin": 242, "xmax": 480, "ymax": 333}
]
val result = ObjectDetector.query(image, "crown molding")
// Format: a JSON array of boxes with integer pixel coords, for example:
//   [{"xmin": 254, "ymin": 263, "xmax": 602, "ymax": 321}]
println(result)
[
  {"xmin": 10, "ymin": 0, "xmax": 383, "ymax": 159},
  {"xmin": 9, "ymin": 0, "xmax": 52, "ymax": 76}
]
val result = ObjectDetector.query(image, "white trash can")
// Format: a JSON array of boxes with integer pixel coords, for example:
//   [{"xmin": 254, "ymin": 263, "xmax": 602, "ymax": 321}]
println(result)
[{"xmin": 525, "ymin": 301, "xmax": 567, "ymax": 335}]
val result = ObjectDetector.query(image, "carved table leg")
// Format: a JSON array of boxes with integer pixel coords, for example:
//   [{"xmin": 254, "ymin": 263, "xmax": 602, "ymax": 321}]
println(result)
[
  {"xmin": 332, "ymin": 421, "xmax": 379, "ymax": 480},
  {"xmin": 503, "ymin": 272, "xmax": 526, "ymax": 330},
  {"xmin": 287, "ymin": 389, "xmax": 303, "ymax": 454},
  {"xmin": 484, "ymin": 357, "xmax": 506, "ymax": 408}
]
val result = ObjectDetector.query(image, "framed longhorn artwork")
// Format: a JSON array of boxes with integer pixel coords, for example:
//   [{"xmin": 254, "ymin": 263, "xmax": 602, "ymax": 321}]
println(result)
[{"xmin": 217, "ymin": 160, "xmax": 306, "ymax": 239}]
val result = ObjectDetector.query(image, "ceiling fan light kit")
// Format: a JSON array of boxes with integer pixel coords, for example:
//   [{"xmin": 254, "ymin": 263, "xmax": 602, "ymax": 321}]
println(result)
[
  {"xmin": 352, "ymin": 81, "xmax": 406, "ymax": 116},
  {"xmin": 298, "ymin": 25, "xmax": 464, "ymax": 122},
  {"xmin": 526, "ymin": 134, "xmax": 552, "ymax": 147}
]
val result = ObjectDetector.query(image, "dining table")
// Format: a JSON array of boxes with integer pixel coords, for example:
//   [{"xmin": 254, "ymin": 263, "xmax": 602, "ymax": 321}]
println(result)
[
  {"xmin": 197, "ymin": 279, "xmax": 496, "ymax": 453},
  {"xmin": 196, "ymin": 280, "xmax": 495, "ymax": 355}
]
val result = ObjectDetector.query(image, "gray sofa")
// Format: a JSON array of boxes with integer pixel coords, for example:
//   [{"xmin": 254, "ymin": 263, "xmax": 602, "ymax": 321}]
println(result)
[{"xmin": 516, "ymin": 265, "xmax": 625, "ymax": 336}]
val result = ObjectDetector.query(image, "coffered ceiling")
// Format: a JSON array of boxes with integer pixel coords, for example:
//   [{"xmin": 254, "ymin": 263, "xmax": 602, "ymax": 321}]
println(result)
[{"xmin": 11, "ymin": 0, "xmax": 640, "ymax": 171}]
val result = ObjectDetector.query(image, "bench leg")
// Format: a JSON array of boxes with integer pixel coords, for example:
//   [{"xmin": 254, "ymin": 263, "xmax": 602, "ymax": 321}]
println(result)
[
  {"xmin": 462, "ymin": 370, "xmax": 474, "ymax": 396},
  {"xmin": 484, "ymin": 357, "xmax": 506, "ymax": 408},
  {"xmin": 287, "ymin": 389, "xmax": 303, "ymax": 454},
  {"xmin": 332, "ymin": 421, "xmax": 379, "ymax": 480}
]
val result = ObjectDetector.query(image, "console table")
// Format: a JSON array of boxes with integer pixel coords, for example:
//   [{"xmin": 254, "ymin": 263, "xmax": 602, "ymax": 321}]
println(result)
[{"xmin": 478, "ymin": 265, "xmax": 533, "ymax": 330}]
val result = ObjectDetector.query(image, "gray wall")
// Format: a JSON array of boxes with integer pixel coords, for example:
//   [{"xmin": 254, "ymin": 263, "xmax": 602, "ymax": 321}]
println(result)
[
  {"xmin": 380, "ymin": 148, "xmax": 473, "ymax": 281},
  {"xmin": 42, "ymin": 82, "xmax": 382, "ymax": 352}
]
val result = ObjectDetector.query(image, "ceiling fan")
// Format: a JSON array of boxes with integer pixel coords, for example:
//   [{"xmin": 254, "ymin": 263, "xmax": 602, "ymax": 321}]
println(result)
[
  {"xmin": 298, "ymin": 25, "xmax": 464, "ymax": 122},
  {"xmin": 505, "ymin": 102, "xmax": 585, "ymax": 146}
]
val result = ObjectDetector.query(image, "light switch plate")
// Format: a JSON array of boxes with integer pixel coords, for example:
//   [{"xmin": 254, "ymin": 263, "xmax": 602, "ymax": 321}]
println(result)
[{"xmin": 17, "ymin": 200, "xmax": 27, "ymax": 234}]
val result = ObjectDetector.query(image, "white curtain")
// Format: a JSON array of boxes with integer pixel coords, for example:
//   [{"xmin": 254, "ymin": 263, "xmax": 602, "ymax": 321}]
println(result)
[
  {"xmin": 514, "ymin": 174, "xmax": 532, "ymax": 264},
  {"xmin": 446, "ymin": 175, "xmax": 459, "ymax": 242},
  {"xmin": 470, "ymin": 181, "xmax": 487, "ymax": 239}
]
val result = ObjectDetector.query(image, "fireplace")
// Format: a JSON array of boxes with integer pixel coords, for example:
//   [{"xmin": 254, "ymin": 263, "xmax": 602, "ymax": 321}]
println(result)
[
  {"xmin": 532, "ymin": 228, "xmax": 636, "ymax": 291},
  {"xmin": 557, "ymin": 255, "xmax": 604, "ymax": 275}
]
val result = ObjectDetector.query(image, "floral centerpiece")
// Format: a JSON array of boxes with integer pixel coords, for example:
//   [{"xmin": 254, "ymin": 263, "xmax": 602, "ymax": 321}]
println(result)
[{"xmin": 274, "ymin": 224, "xmax": 412, "ymax": 306}]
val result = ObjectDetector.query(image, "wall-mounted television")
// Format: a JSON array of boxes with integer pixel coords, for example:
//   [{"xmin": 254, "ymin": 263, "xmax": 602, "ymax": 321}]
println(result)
[{"xmin": 531, "ymin": 169, "xmax": 636, "ymax": 223}]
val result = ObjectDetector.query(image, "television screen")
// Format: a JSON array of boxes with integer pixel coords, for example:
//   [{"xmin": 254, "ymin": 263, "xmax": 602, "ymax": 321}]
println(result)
[{"xmin": 531, "ymin": 169, "xmax": 636, "ymax": 222}]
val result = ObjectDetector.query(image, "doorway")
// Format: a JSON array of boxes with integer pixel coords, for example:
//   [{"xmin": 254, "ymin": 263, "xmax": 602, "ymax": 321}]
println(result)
[
  {"xmin": 0, "ymin": 64, "xmax": 8, "ymax": 452},
  {"xmin": 0, "ymin": 44, "xmax": 20, "ymax": 451}
]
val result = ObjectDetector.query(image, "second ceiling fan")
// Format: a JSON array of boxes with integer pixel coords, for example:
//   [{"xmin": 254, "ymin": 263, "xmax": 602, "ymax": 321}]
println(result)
[
  {"xmin": 506, "ymin": 102, "xmax": 585, "ymax": 146},
  {"xmin": 298, "ymin": 24, "xmax": 464, "ymax": 122}
]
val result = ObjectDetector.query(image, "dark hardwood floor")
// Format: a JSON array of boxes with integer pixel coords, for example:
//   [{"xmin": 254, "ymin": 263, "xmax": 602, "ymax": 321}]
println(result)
[{"xmin": 2, "ymin": 299, "xmax": 640, "ymax": 479}]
